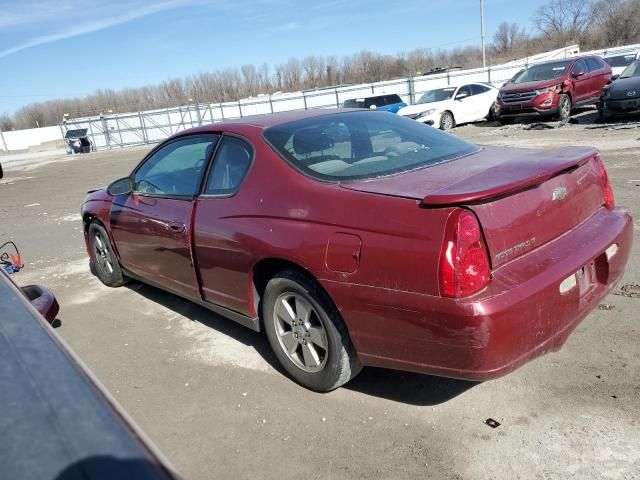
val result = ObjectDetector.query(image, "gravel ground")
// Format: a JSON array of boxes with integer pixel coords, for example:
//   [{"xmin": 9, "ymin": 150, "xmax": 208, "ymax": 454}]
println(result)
[{"xmin": 1, "ymin": 111, "xmax": 639, "ymax": 480}]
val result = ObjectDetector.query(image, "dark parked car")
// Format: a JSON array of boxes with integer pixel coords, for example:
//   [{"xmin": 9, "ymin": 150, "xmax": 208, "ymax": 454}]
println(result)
[
  {"xmin": 343, "ymin": 94, "xmax": 407, "ymax": 113},
  {"xmin": 82, "ymin": 110, "xmax": 632, "ymax": 392},
  {"xmin": 599, "ymin": 60, "xmax": 640, "ymax": 119},
  {"xmin": 0, "ymin": 265, "xmax": 175, "ymax": 480},
  {"xmin": 497, "ymin": 55, "xmax": 612, "ymax": 123}
]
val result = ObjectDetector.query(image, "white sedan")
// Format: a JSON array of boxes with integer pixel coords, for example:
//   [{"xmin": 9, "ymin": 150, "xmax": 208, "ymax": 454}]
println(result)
[{"xmin": 398, "ymin": 83, "xmax": 499, "ymax": 130}]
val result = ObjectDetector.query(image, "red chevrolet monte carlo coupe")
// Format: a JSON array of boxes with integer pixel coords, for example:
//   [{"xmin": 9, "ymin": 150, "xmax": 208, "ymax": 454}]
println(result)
[{"xmin": 81, "ymin": 110, "xmax": 632, "ymax": 391}]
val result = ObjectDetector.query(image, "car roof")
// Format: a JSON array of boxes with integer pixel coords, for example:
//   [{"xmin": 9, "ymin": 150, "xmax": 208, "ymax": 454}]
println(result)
[{"xmin": 170, "ymin": 108, "xmax": 349, "ymax": 137}]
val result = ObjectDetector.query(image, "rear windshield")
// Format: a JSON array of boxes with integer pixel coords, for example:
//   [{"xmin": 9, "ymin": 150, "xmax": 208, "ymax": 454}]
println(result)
[
  {"xmin": 343, "ymin": 94, "xmax": 402, "ymax": 109},
  {"xmin": 512, "ymin": 60, "xmax": 573, "ymax": 83},
  {"xmin": 263, "ymin": 111, "xmax": 479, "ymax": 181}
]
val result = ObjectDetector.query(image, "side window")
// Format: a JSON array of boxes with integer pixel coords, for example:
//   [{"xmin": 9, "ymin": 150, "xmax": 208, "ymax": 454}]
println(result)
[
  {"xmin": 470, "ymin": 84, "xmax": 490, "ymax": 95},
  {"xmin": 204, "ymin": 137, "xmax": 253, "ymax": 195},
  {"xmin": 572, "ymin": 60, "xmax": 588, "ymax": 74},
  {"xmin": 134, "ymin": 135, "xmax": 217, "ymax": 197},
  {"xmin": 586, "ymin": 58, "xmax": 601, "ymax": 72},
  {"xmin": 457, "ymin": 85, "xmax": 472, "ymax": 98}
]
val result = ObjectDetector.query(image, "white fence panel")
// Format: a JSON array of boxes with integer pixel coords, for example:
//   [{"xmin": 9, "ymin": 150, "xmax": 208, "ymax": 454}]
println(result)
[
  {"xmin": 0, "ymin": 125, "xmax": 63, "ymax": 151},
  {"xmin": 51, "ymin": 42, "xmax": 640, "ymax": 152}
]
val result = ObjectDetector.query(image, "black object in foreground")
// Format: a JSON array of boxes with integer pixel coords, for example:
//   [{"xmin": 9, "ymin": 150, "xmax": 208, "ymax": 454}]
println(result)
[{"xmin": 0, "ymin": 271, "xmax": 178, "ymax": 480}]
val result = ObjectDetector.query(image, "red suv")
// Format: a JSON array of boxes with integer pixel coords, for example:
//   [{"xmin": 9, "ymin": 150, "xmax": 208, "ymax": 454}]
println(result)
[{"xmin": 497, "ymin": 56, "xmax": 612, "ymax": 123}]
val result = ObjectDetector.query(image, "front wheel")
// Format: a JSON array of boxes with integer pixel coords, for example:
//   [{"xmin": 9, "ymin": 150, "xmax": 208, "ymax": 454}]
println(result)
[
  {"xmin": 88, "ymin": 222, "xmax": 127, "ymax": 287},
  {"xmin": 439, "ymin": 111, "xmax": 455, "ymax": 131},
  {"xmin": 262, "ymin": 270, "xmax": 362, "ymax": 392},
  {"xmin": 556, "ymin": 94, "xmax": 572, "ymax": 122}
]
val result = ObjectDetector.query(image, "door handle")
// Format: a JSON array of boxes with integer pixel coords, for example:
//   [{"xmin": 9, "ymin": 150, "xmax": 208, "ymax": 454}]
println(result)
[{"xmin": 166, "ymin": 221, "xmax": 186, "ymax": 233}]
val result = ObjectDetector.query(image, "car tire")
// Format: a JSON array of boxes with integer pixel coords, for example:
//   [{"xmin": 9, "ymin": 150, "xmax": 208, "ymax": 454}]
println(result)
[
  {"xmin": 88, "ymin": 222, "xmax": 128, "ymax": 287},
  {"xmin": 487, "ymin": 102, "xmax": 498, "ymax": 121},
  {"xmin": 439, "ymin": 111, "xmax": 455, "ymax": 131},
  {"xmin": 262, "ymin": 270, "xmax": 362, "ymax": 392},
  {"xmin": 557, "ymin": 94, "xmax": 572, "ymax": 122}
]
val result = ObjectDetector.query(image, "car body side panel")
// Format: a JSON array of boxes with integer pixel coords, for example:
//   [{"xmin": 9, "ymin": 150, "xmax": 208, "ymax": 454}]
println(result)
[
  {"xmin": 192, "ymin": 138, "xmax": 448, "ymax": 317},
  {"xmin": 110, "ymin": 195, "xmax": 200, "ymax": 300}
]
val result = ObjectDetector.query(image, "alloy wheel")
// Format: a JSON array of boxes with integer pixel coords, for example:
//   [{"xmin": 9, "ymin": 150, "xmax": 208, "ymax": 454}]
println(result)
[
  {"xmin": 93, "ymin": 232, "xmax": 114, "ymax": 276},
  {"xmin": 273, "ymin": 292, "xmax": 329, "ymax": 372}
]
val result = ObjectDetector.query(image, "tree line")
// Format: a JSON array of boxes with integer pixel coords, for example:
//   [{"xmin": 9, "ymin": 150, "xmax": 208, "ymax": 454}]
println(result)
[{"xmin": 1, "ymin": 0, "xmax": 638, "ymax": 131}]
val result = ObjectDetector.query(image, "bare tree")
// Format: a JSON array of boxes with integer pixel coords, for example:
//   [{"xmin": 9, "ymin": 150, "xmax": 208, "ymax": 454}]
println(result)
[
  {"xmin": 533, "ymin": 0, "xmax": 594, "ymax": 46},
  {"xmin": 0, "ymin": 114, "xmax": 15, "ymax": 131},
  {"xmin": 591, "ymin": 0, "xmax": 640, "ymax": 47}
]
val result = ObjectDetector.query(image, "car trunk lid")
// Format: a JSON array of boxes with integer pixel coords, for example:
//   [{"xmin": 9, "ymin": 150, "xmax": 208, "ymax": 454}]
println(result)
[{"xmin": 341, "ymin": 145, "xmax": 605, "ymax": 267}]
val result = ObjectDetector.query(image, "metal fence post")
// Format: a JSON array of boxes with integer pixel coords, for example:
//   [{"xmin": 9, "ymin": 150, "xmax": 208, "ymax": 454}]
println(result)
[
  {"xmin": 303, "ymin": 92, "xmax": 308, "ymax": 110},
  {"xmin": 334, "ymin": 88, "xmax": 340, "ymax": 107},
  {"xmin": 238, "ymin": 100, "xmax": 243, "ymax": 118},
  {"xmin": 487, "ymin": 65, "xmax": 491, "ymax": 84},
  {"xmin": 139, "ymin": 112, "xmax": 148, "ymax": 143},
  {"xmin": 0, "ymin": 128, "xmax": 7, "ymax": 152},
  {"xmin": 101, "ymin": 115, "xmax": 111, "ymax": 149},
  {"xmin": 408, "ymin": 75, "xmax": 415, "ymax": 104}
]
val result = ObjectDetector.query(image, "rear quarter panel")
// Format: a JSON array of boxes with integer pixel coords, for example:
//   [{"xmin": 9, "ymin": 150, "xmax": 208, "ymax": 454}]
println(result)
[{"xmin": 192, "ymin": 129, "xmax": 451, "ymax": 317}]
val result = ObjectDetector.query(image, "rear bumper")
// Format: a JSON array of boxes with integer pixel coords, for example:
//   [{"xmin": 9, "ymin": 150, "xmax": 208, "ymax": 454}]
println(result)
[{"xmin": 324, "ymin": 207, "xmax": 633, "ymax": 380}]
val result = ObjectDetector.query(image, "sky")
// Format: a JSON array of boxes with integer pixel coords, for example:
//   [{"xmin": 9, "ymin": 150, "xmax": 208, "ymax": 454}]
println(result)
[{"xmin": 0, "ymin": 0, "xmax": 548, "ymax": 115}]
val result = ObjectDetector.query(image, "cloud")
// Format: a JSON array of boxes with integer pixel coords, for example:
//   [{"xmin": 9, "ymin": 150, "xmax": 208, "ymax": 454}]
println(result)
[{"xmin": 0, "ymin": 0, "xmax": 191, "ymax": 59}]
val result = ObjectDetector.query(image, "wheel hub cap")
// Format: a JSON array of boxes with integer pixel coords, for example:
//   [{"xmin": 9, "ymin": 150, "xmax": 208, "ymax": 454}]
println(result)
[{"xmin": 273, "ymin": 293, "xmax": 328, "ymax": 373}]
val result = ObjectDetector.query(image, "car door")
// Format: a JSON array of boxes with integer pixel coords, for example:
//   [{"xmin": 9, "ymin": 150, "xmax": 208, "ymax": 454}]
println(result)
[
  {"xmin": 192, "ymin": 135, "xmax": 255, "ymax": 315},
  {"xmin": 586, "ymin": 57, "xmax": 607, "ymax": 99},
  {"xmin": 110, "ymin": 134, "xmax": 219, "ymax": 300},
  {"xmin": 571, "ymin": 59, "xmax": 590, "ymax": 103},
  {"xmin": 452, "ymin": 85, "xmax": 475, "ymax": 123},
  {"xmin": 469, "ymin": 84, "xmax": 495, "ymax": 120}
]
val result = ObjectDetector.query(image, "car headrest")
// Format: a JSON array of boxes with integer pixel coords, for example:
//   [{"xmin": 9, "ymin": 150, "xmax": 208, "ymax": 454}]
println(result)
[{"xmin": 292, "ymin": 127, "xmax": 334, "ymax": 155}]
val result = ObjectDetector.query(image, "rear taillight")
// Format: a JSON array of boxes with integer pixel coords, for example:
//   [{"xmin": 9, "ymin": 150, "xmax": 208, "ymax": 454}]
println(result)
[
  {"xmin": 594, "ymin": 155, "xmax": 614, "ymax": 209},
  {"xmin": 439, "ymin": 209, "xmax": 491, "ymax": 298}
]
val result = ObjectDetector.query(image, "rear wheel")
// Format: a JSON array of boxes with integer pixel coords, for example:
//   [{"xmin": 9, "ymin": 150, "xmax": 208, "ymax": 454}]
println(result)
[
  {"xmin": 89, "ymin": 222, "xmax": 127, "ymax": 287},
  {"xmin": 439, "ymin": 111, "xmax": 455, "ymax": 131},
  {"xmin": 262, "ymin": 270, "xmax": 362, "ymax": 392}
]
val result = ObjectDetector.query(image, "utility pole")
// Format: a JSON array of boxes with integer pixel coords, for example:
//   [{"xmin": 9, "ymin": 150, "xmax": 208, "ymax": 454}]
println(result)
[{"xmin": 480, "ymin": 0, "xmax": 486, "ymax": 69}]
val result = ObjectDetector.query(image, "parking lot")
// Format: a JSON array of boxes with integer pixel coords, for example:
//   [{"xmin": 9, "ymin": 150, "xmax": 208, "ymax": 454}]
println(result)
[{"xmin": 2, "ymin": 112, "xmax": 640, "ymax": 479}]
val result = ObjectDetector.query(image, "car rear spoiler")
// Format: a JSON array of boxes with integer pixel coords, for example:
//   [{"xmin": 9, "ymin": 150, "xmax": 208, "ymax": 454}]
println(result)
[{"xmin": 421, "ymin": 146, "xmax": 597, "ymax": 206}]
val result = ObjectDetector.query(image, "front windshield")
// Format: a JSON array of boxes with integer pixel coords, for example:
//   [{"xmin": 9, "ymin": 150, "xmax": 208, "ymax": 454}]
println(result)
[
  {"xmin": 512, "ymin": 60, "xmax": 573, "ymax": 84},
  {"xmin": 417, "ymin": 88, "xmax": 456, "ymax": 104},
  {"xmin": 620, "ymin": 61, "xmax": 640, "ymax": 79},
  {"xmin": 263, "ymin": 111, "xmax": 479, "ymax": 181}
]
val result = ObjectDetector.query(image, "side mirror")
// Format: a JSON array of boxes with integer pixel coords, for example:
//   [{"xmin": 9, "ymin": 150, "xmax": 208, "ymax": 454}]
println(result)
[
  {"xmin": 571, "ymin": 70, "xmax": 585, "ymax": 78},
  {"xmin": 455, "ymin": 92, "xmax": 469, "ymax": 100},
  {"xmin": 611, "ymin": 74, "xmax": 619, "ymax": 81},
  {"xmin": 369, "ymin": 104, "xmax": 377, "ymax": 110},
  {"xmin": 107, "ymin": 177, "xmax": 133, "ymax": 196}
]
